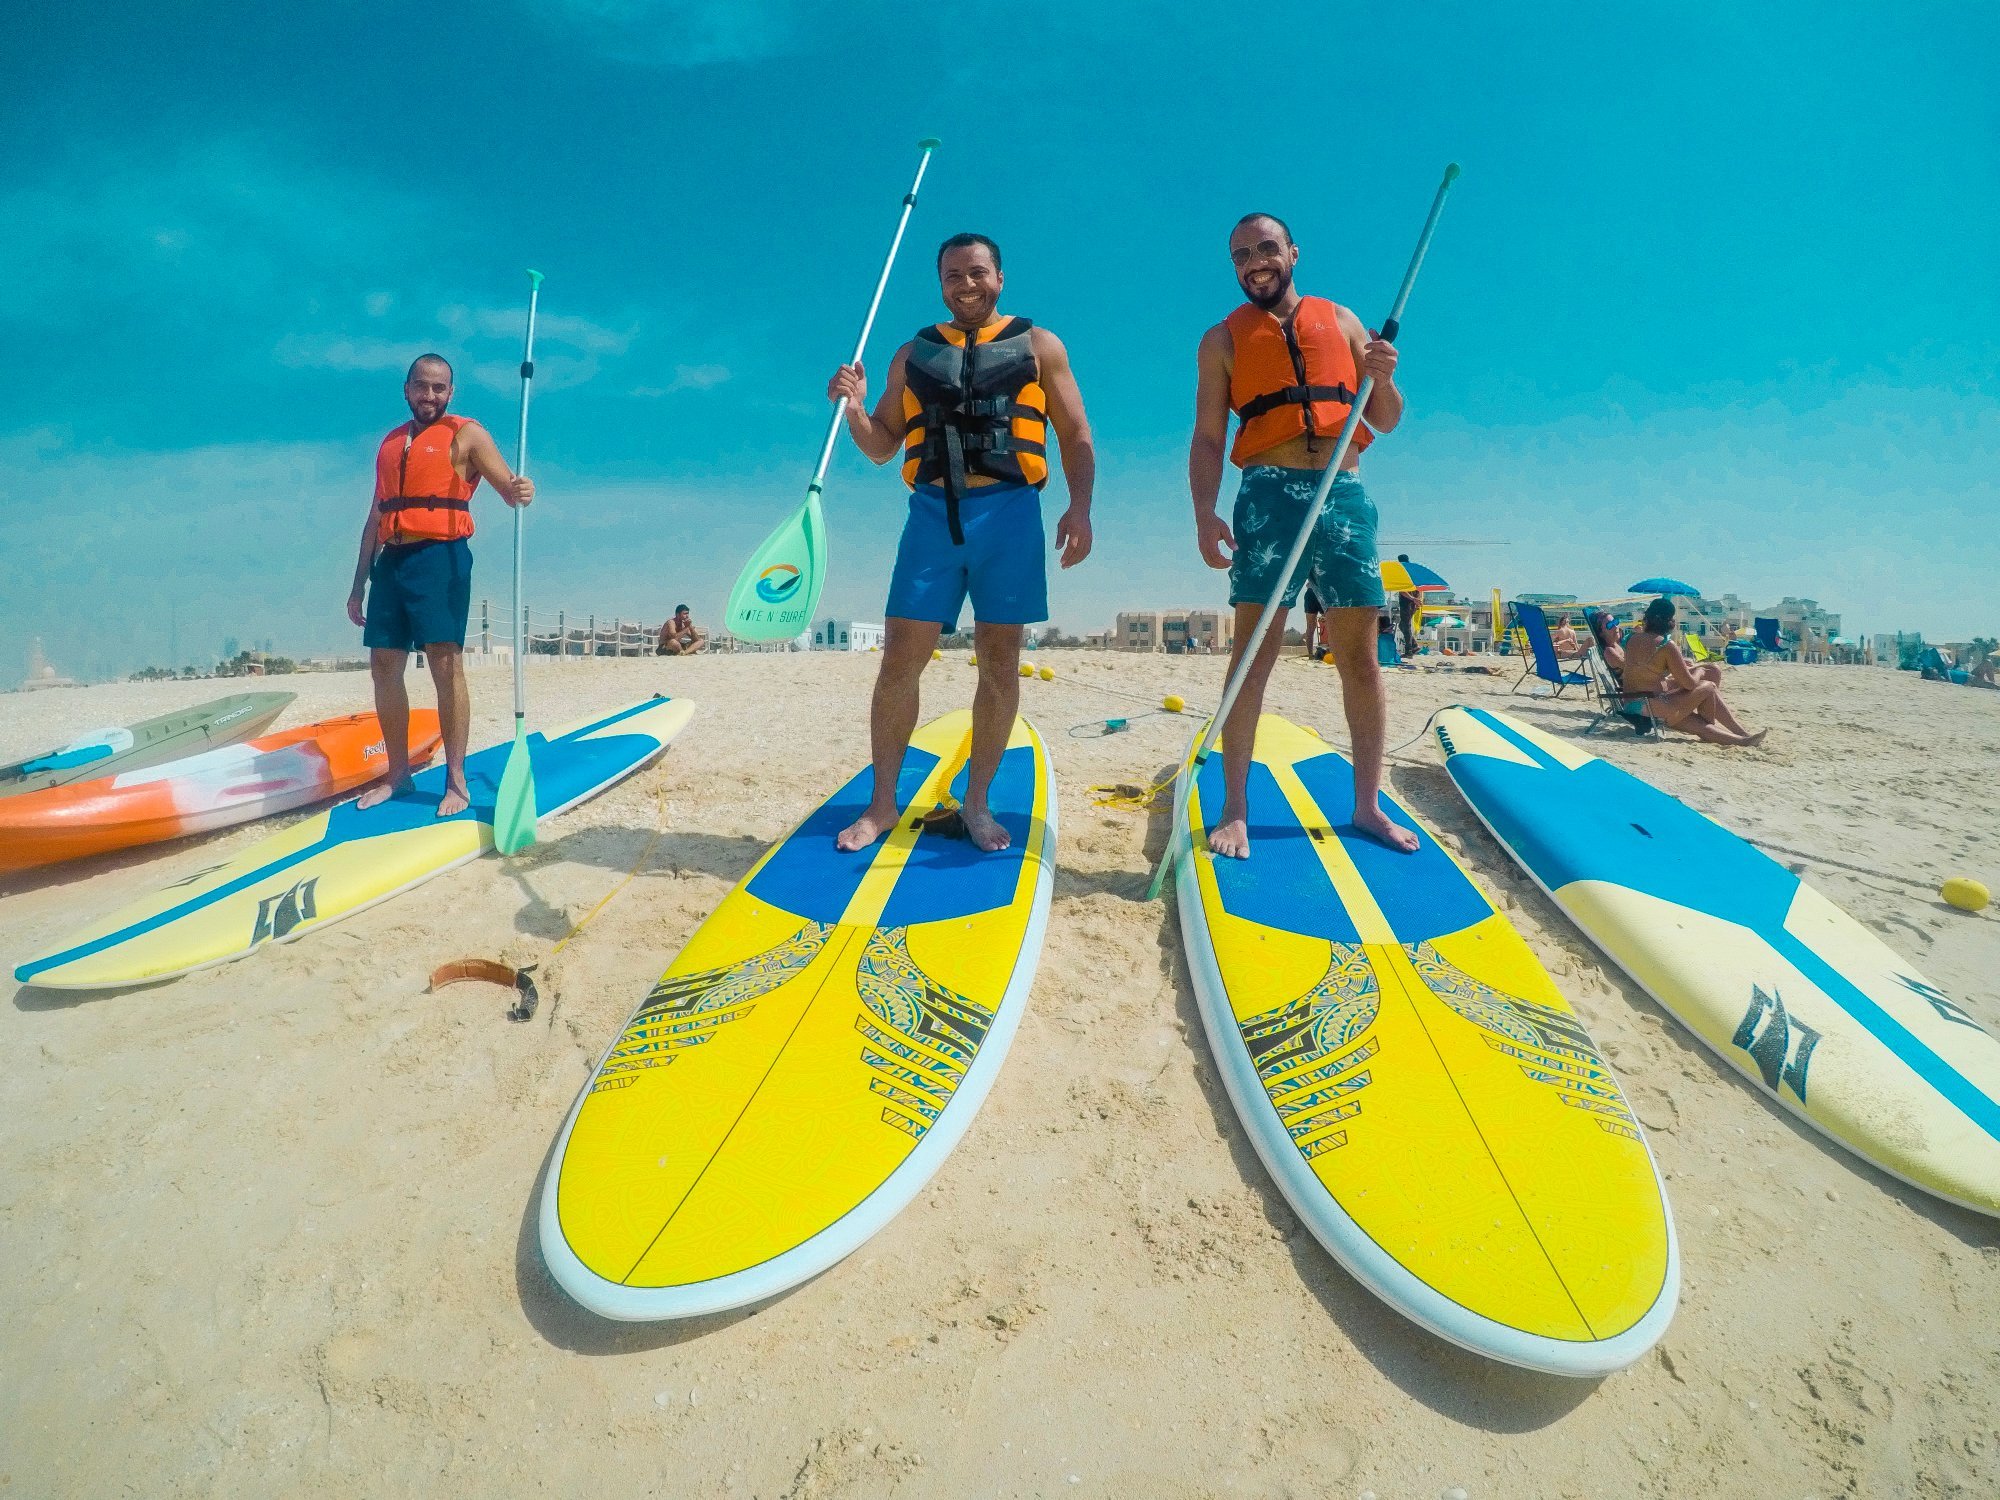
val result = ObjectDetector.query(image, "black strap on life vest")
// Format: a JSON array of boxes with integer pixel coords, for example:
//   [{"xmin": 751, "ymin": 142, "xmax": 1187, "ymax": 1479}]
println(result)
[
  {"xmin": 907, "ymin": 318, "xmax": 1040, "ymax": 544},
  {"xmin": 1232, "ymin": 383, "xmax": 1360, "ymax": 424}
]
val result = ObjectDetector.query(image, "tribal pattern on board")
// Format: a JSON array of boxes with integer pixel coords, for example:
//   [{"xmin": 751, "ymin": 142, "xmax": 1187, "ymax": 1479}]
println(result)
[
  {"xmin": 1238, "ymin": 942, "xmax": 1381, "ymax": 1160},
  {"xmin": 589, "ymin": 922, "xmax": 834, "ymax": 1094},
  {"xmin": 1407, "ymin": 941, "xmax": 1639, "ymax": 1139},
  {"xmin": 855, "ymin": 926, "xmax": 994, "ymax": 1143}
]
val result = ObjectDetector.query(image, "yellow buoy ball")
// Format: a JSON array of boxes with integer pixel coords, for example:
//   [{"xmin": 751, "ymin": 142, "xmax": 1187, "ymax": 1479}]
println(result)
[
  {"xmin": 968, "ymin": 653, "xmax": 977, "ymax": 666},
  {"xmin": 1037, "ymin": 665, "xmax": 1055, "ymax": 681},
  {"xmin": 1163, "ymin": 694, "xmax": 1186, "ymax": 714},
  {"xmin": 1943, "ymin": 877, "xmax": 1991, "ymax": 913},
  {"xmin": 1018, "ymin": 662, "xmax": 1035, "ymax": 678},
  {"xmin": 931, "ymin": 648, "xmax": 942, "ymax": 661}
]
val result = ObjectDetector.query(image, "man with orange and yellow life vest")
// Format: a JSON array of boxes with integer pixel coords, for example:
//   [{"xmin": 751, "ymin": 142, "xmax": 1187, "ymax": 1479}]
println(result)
[
  {"xmin": 825, "ymin": 231, "xmax": 1095, "ymax": 854},
  {"xmin": 1188, "ymin": 212, "xmax": 1416, "ymax": 859},
  {"xmin": 345, "ymin": 353, "xmax": 534, "ymax": 816}
]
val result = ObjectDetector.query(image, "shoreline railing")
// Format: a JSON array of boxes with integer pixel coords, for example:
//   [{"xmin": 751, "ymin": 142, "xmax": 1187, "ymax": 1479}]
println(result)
[{"xmin": 465, "ymin": 601, "xmax": 793, "ymax": 660}]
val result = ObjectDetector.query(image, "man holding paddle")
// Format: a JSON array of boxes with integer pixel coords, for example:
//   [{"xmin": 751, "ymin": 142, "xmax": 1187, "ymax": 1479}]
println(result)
[
  {"xmin": 825, "ymin": 231, "xmax": 1095, "ymax": 854},
  {"xmin": 346, "ymin": 353, "xmax": 534, "ymax": 816},
  {"xmin": 1187, "ymin": 213, "xmax": 1416, "ymax": 858}
]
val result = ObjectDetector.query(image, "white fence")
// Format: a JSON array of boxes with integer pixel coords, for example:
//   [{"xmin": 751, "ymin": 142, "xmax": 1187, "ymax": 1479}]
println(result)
[{"xmin": 463, "ymin": 600, "xmax": 802, "ymax": 662}]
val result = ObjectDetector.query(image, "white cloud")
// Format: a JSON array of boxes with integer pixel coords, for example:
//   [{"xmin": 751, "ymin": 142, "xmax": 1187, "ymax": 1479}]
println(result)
[
  {"xmin": 632, "ymin": 364, "xmax": 731, "ymax": 397},
  {"xmin": 520, "ymin": 0, "xmax": 806, "ymax": 65}
]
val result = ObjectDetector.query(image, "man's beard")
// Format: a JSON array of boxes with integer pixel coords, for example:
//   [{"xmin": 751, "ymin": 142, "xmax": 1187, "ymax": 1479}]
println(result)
[{"xmin": 1242, "ymin": 265, "xmax": 1293, "ymax": 309}]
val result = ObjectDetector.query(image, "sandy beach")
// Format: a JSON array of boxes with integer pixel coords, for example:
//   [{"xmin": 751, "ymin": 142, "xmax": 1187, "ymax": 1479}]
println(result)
[{"xmin": 2, "ymin": 650, "xmax": 1995, "ymax": 1499}]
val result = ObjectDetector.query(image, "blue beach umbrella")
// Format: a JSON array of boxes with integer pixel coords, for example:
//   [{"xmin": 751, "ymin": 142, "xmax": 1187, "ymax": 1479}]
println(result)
[{"xmin": 1627, "ymin": 576, "xmax": 1700, "ymax": 596}]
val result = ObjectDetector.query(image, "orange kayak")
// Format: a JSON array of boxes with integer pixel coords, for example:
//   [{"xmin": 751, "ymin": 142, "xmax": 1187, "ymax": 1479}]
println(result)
[{"xmin": 0, "ymin": 710, "xmax": 442, "ymax": 874}]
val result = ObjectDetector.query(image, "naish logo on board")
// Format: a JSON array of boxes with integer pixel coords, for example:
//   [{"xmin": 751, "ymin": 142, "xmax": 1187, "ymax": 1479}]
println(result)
[
  {"xmin": 755, "ymin": 564, "xmax": 803, "ymax": 604},
  {"xmin": 1732, "ymin": 984, "xmax": 1822, "ymax": 1104},
  {"xmin": 1895, "ymin": 973, "xmax": 1990, "ymax": 1034},
  {"xmin": 252, "ymin": 878, "xmax": 320, "ymax": 944}
]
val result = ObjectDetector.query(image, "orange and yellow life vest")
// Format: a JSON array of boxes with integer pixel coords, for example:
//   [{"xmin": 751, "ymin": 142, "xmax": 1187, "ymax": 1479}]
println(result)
[
  {"xmin": 1225, "ymin": 296, "xmax": 1374, "ymax": 467},
  {"xmin": 901, "ymin": 317, "xmax": 1049, "ymax": 524},
  {"xmin": 374, "ymin": 416, "xmax": 478, "ymax": 544}
]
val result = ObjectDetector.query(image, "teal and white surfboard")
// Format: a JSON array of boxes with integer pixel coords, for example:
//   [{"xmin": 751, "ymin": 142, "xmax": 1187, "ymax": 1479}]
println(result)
[{"xmin": 1435, "ymin": 705, "xmax": 2000, "ymax": 1217}]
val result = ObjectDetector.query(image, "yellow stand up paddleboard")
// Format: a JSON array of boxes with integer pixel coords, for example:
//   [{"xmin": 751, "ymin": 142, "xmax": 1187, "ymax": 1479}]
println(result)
[
  {"xmin": 541, "ymin": 710, "xmax": 1055, "ymax": 1320},
  {"xmin": 1175, "ymin": 715, "xmax": 1677, "ymax": 1375}
]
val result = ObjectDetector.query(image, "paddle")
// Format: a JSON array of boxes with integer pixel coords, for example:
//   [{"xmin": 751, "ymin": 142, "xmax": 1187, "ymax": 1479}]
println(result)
[
  {"xmin": 724, "ymin": 138, "xmax": 941, "ymax": 642},
  {"xmin": 494, "ymin": 269, "xmax": 544, "ymax": 855},
  {"xmin": 1145, "ymin": 165, "xmax": 1462, "ymax": 900}
]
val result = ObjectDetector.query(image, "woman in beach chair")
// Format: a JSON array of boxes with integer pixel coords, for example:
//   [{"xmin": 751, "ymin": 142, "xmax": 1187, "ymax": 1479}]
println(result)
[
  {"xmin": 1549, "ymin": 612, "xmax": 1586, "ymax": 661},
  {"xmin": 1621, "ymin": 598, "xmax": 1766, "ymax": 747}
]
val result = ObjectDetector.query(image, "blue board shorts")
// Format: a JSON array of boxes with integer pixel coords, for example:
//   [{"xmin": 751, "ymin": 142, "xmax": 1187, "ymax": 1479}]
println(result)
[
  {"xmin": 364, "ymin": 538, "xmax": 473, "ymax": 651},
  {"xmin": 886, "ymin": 483, "xmax": 1049, "ymax": 632},
  {"xmin": 1228, "ymin": 465, "xmax": 1385, "ymax": 611}
]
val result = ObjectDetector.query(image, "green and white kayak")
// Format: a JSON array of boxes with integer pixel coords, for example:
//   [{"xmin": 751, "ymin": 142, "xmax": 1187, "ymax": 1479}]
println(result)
[{"xmin": 0, "ymin": 692, "xmax": 294, "ymax": 800}]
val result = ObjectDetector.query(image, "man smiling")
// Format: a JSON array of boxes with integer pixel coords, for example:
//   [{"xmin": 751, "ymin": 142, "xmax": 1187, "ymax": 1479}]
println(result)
[
  {"xmin": 824, "ymin": 232, "xmax": 1095, "ymax": 853},
  {"xmin": 346, "ymin": 354, "xmax": 533, "ymax": 816},
  {"xmin": 1187, "ymin": 213, "xmax": 1414, "ymax": 858}
]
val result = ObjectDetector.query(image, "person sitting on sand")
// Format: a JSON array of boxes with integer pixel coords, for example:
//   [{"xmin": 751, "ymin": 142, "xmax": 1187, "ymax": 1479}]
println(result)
[
  {"xmin": 1620, "ymin": 598, "xmax": 1766, "ymax": 747},
  {"xmin": 656, "ymin": 605, "xmax": 707, "ymax": 657}
]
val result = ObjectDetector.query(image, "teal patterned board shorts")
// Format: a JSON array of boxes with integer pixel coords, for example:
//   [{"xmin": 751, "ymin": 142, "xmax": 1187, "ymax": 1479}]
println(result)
[{"xmin": 1228, "ymin": 465, "xmax": 1385, "ymax": 610}]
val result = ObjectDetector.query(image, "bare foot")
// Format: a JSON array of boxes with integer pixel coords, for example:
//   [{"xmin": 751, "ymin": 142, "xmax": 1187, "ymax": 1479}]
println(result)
[
  {"xmin": 436, "ymin": 780, "xmax": 471, "ymax": 818},
  {"xmin": 836, "ymin": 802, "xmax": 899, "ymax": 852},
  {"xmin": 1207, "ymin": 813, "xmax": 1251, "ymax": 859},
  {"xmin": 356, "ymin": 777, "xmax": 410, "ymax": 811},
  {"xmin": 1353, "ymin": 803, "xmax": 1420, "ymax": 853},
  {"xmin": 1745, "ymin": 729, "xmax": 1769, "ymax": 748},
  {"xmin": 960, "ymin": 804, "xmax": 1011, "ymax": 853}
]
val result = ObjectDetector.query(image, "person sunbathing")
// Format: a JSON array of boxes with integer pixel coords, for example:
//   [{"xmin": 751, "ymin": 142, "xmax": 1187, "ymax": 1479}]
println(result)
[
  {"xmin": 1620, "ymin": 598, "xmax": 1766, "ymax": 746},
  {"xmin": 1549, "ymin": 613, "xmax": 1586, "ymax": 660},
  {"xmin": 1587, "ymin": 610, "xmax": 1625, "ymax": 675}
]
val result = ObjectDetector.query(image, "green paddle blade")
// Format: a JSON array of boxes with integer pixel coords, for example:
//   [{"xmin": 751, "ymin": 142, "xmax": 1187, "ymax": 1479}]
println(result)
[
  {"xmin": 493, "ymin": 723, "xmax": 537, "ymax": 854},
  {"xmin": 725, "ymin": 490, "xmax": 828, "ymax": 642}
]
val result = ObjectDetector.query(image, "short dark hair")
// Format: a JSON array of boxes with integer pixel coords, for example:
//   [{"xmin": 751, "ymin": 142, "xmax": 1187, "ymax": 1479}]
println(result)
[
  {"xmin": 937, "ymin": 232, "xmax": 1001, "ymax": 273},
  {"xmin": 407, "ymin": 353, "xmax": 453, "ymax": 382},
  {"xmin": 1643, "ymin": 597, "xmax": 1677, "ymax": 633},
  {"xmin": 674, "ymin": 603, "xmax": 690, "ymax": 615},
  {"xmin": 1233, "ymin": 212, "xmax": 1293, "ymax": 245}
]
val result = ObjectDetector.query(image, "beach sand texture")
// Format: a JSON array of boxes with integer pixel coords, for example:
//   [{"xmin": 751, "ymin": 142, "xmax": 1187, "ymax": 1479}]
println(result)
[{"xmin": 2, "ymin": 652, "xmax": 1995, "ymax": 1498}]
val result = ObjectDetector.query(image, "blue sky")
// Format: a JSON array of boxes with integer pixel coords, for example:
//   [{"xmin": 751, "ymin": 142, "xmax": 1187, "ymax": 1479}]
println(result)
[{"xmin": 3, "ymin": 0, "xmax": 1996, "ymax": 679}]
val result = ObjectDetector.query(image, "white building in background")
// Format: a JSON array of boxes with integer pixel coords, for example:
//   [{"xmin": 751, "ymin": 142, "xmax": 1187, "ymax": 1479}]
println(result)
[
  {"xmin": 19, "ymin": 637, "xmax": 77, "ymax": 691},
  {"xmin": 807, "ymin": 619, "xmax": 884, "ymax": 651}
]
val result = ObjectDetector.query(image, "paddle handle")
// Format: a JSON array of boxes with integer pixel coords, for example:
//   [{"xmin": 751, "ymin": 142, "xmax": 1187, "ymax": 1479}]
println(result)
[
  {"xmin": 805, "ymin": 138, "xmax": 940, "ymax": 499},
  {"xmin": 512, "ymin": 271, "xmax": 543, "ymax": 723},
  {"xmin": 1146, "ymin": 164, "xmax": 1461, "ymax": 900}
]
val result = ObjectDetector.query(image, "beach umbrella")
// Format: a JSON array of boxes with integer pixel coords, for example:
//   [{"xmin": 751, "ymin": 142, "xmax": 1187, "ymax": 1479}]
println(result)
[
  {"xmin": 1627, "ymin": 576, "xmax": 1700, "ymax": 596},
  {"xmin": 1382, "ymin": 558, "xmax": 1449, "ymax": 592}
]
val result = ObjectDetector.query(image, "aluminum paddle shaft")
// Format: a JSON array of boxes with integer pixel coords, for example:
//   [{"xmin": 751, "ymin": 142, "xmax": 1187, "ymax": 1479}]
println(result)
[
  {"xmin": 1146, "ymin": 164, "xmax": 1462, "ymax": 900},
  {"xmin": 806, "ymin": 137, "xmax": 941, "ymax": 502},
  {"xmin": 512, "ymin": 269, "xmax": 544, "ymax": 721}
]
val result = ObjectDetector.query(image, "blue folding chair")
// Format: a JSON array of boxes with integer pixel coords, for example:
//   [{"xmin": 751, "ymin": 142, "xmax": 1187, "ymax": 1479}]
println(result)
[
  {"xmin": 1508, "ymin": 602, "xmax": 1591, "ymax": 698},
  {"xmin": 1753, "ymin": 618, "xmax": 1795, "ymax": 662}
]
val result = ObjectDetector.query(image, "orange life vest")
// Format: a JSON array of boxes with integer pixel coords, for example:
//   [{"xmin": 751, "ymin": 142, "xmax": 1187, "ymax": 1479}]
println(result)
[
  {"xmin": 374, "ymin": 416, "xmax": 478, "ymax": 544},
  {"xmin": 1225, "ymin": 296, "xmax": 1374, "ymax": 467}
]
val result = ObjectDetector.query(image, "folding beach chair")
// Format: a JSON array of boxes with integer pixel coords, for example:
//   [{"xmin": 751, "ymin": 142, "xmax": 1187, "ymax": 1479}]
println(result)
[
  {"xmin": 1508, "ymin": 602, "xmax": 1591, "ymax": 698},
  {"xmin": 1753, "ymin": 618, "xmax": 1795, "ymax": 662},
  {"xmin": 1582, "ymin": 645, "xmax": 1658, "ymax": 737},
  {"xmin": 1684, "ymin": 630, "xmax": 1717, "ymax": 665}
]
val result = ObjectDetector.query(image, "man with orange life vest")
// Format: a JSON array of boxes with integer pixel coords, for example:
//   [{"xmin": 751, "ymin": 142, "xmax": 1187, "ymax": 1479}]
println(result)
[
  {"xmin": 1188, "ymin": 212, "xmax": 1416, "ymax": 858},
  {"xmin": 825, "ymin": 231, "xmax": 1095, "ymax": 854},
  {"xmin": 345, "ymin": 353, "xmax": 534, "ymax": 817}
]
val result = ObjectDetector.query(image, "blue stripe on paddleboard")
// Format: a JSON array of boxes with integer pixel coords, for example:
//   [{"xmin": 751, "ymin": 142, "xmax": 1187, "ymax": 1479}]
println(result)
[
  {"xmin": 746, "ymin": 748, "xmax": 941, "ymax": 924},
  {"xmin": 880, "ymin": 744, "xmax": 1037, "ymax": 927},
  {"xmin": 1771, "ymin": 930, "xmax": 2000, "ymax": 1144},
  {"xmin": 1195, "ymin": 755, "xmax": 1359, "ymax": 943},
  {"xmin": 1288, "ymin": 750, "xmax": 1491, "ymax": 945},
  {"xmin": 1448, "ymin": 708, "xmax": 2000, "ymax": 1146},
  {"xmin": 16, "ymin": 708, "xmax": 676, "ymax": 981}
]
